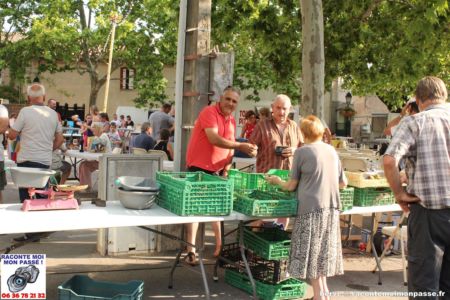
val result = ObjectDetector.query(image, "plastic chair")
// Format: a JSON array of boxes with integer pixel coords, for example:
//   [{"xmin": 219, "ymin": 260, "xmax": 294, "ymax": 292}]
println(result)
[
  {"xmin": 147, "ymin": 150, "xmax": 168, "ymax": 161},
  {"xmin": 112, "ymin": 147, "xmax": 122, "ymax": 154},
  {"xmin": 132, "ymin": 148, "xmax": 148, "ymax": 155},
  {"xmin": 132, "ymin": 148, "xmax": 168, "ymax": 160},
  {"xmin": 381, "ymin": 224, "xmax": 408, "ymax": 286}
]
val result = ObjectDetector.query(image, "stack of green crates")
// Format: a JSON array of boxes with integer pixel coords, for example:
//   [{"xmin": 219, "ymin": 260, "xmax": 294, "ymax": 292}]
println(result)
[
  {"xmin": 353, "ymin": 187, "xmax": 395, "ymax": 206},
  {"xmin": 224, "ymin": 226, "xmax": 305, "ymax": 300},
  {"xmin": 229, "ymin": 169, "xmax": 297, "ymax": 217},
  {"xmin": 242, "ymin": 226, "xmax": 291, "ymax": 260},
  {"xmin": 340, "ymin": 187, "xmax": 354, "ymax": 211},
  {"xmin": 225, "ymin": 269, "xmax": 306, "ymax": 300},
  {"xmin": 156, "ymin": 171, "xmax": 233, "ymax": 216}
]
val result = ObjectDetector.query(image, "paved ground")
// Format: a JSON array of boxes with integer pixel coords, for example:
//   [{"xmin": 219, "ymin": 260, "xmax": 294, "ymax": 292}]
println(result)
[{"xmin": 0, "ymin": 171, "xmax": 409, "ymax": 299}]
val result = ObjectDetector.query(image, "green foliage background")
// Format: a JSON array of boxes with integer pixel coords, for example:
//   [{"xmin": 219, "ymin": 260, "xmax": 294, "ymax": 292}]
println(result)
[{"xmin": 1, "ymin": 0, "xmax": 448, "ymax": 110}]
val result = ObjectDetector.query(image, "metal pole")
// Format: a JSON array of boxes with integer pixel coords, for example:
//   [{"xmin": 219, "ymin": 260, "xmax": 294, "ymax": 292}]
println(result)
[
  {"xmin": 102, "ymin": 18, "xmax": 117, "ymax": 113},
  {"xmin": 174, "ymin": 0, "xmax": 188, "ymax": 172}
]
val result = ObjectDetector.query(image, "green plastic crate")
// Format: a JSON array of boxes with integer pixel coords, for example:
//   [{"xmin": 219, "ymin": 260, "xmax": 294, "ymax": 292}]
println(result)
[
  {"xmin": 353, "ymin": 187, "xmax": 395, "ymax": 206},
  {"xmin": 243, "ymin": 227, "xmax": 291, "ymax": 260},
  {"xmin": 229, "ymin": 169, "xmax": 289, "ymax": 192},
  {"xmin": 220, "ymin": 242, "xmax": 290, "ymax": 284},
  {"xmin": 234, "ymin": 190, "xmax": 297, "ymax": 217},
  {"xmin": 156, "ymin": 172, "xmax": 233, "ymax": 216},
  {"xmin": 340, "ymin": 187, "xmax": 354, "ymax": 211},
  {"xmin": 58, "ymin": 275, "xmax": 143, "ymax": 300},
  {"xmin": 225, "ymin": 269, "xmax": 306, "ymax": 300}
]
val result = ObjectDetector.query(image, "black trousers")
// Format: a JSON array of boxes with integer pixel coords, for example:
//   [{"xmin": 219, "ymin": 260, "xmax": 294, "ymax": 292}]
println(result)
[{"xmin": 408, "ymin": 203, "xmax": 450, "ymax": 300}]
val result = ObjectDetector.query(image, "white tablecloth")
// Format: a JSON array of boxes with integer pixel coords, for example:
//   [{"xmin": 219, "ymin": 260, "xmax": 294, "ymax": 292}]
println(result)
[
  {"xmin": 341, "ymin": 204, "xmax": 402, "ymax": 215},
  {"xmin": 65, "ymin": 149, "xmax": 102, "ymax": 161},
  {"xmin": 0, "ymin": 201, "xmax": 250, "ymax": 235},
  {"xmin": 0, "ymin": 200, "xmax": 402, "ymax": 235}
]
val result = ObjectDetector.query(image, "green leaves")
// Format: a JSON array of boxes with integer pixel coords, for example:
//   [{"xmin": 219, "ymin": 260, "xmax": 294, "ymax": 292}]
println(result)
[{"xmin": 1, "ymin": 0, "xmax": 447, "ymax": 109}]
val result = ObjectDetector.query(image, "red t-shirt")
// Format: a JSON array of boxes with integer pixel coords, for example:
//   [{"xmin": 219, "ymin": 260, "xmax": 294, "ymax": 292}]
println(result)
[
  {"xmin": 186, "ymin": 104, "xmax": 235, "ymax": 172},
  {"xmin": 242, "ymin": 122, "xmax": 256, "ymax": 139}
]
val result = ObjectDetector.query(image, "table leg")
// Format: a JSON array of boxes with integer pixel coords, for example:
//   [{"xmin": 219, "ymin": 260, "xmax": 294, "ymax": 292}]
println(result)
[
  {"xmin": 64, "ymin": 155, "xmax": 81, "ymax": 180},
  {"xmin": 138, "ymin": 224, "xmax": 211, "ymax": 299},
  {"xmin": 371, "ymin": 213, "xmax": 406, "ymax": 273},
  {"xmin": 168, "ymin": 225, "xmax": 185, "ymax": 289},
  {"xmin": 367, "ymin": 213, "xmax": 383, "ymax": 285},
  {"xmin": 341, "ymin": 214, "xmax": 354, "ymax": 248},
  {"xmin": 197, "ymin": 223, "xmax": 210, "ymax": 300},
  {"xmin": 238, "ymin": 221, "xmax": 257, "ymax": 299},
  {"xmin": 213, "ymin": 221, "xmax": 225, "ymax": 281},
  {"xmin": 367, "ymin": 212, "xmax": 380, "ymax": 254}
]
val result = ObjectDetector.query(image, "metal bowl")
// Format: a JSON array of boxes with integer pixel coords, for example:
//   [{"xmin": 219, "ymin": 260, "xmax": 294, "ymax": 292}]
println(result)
[
  {"xmin": 117, "ymin": 188, "xmax": 158, "ymax": 210},
  {"xmin": 115, "ymin": 176, "xmax": 159, "ymax": 192}
]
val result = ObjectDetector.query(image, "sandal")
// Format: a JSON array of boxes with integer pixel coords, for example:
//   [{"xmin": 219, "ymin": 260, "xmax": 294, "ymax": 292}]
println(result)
[{"xmin": 183, "ymin": 251, "xmax": 197, "ymax": 266}]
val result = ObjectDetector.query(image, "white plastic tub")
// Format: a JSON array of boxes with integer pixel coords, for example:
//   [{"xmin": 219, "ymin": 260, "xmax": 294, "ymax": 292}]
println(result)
[{"xmin": 9, "ymin": 167, "xmax": 56, "ymax": 188}]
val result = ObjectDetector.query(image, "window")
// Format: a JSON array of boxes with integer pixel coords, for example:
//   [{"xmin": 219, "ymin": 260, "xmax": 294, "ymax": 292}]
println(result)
[{"xmin": 120, "ymin": 67, "xmax": 135, "ymax": 90}]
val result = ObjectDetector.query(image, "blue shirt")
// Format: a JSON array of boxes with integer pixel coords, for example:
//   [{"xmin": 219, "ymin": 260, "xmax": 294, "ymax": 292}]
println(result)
[{"xmin": 132, "ymin": 133, "xmax": 155, "ymax": 151}]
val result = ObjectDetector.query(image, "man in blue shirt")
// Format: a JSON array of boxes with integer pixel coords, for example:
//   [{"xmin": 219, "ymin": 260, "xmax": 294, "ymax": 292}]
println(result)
[{"xmin": 132, "ymin": 122, "xmax": 155, "ymax": 151}]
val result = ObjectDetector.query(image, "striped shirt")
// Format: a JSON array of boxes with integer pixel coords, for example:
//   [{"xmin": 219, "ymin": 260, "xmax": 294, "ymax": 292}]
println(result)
[
  {"xmin": 249, "ymin": 118, "xmax": 303, "ymax": 173},
  {"xmin": 385, "ymin": 103, "xmax": 450, "ymax": 209}
]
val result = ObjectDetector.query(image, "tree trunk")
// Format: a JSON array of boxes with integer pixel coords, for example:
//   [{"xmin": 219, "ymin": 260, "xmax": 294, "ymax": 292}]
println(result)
[
  {"xmin": 300, "ymin": 0, "xmax": 325, "ymax": 119},
  {"xmin": 89, "ymin": 83, "xmax": 99, "ymax": 108}
]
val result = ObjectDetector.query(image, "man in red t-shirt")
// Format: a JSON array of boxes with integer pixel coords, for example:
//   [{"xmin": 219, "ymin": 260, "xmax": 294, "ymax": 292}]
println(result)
[{"xmin": 184, "ymin": 86, "xmax": 257, "ymax": 264}]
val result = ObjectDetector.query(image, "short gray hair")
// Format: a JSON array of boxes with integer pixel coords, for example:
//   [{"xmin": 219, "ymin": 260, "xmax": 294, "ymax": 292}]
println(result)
[
  {"xmin": 415, "ymin": 76, "xmax": 448, "ymax": 103},
  {"xmin": 223, "ymin": 86, "xmax": 241, "ymax": 96},
  {"xmin": 141, "ymin": 122, "xmax": 151, "ymax": 133},
  {"xmin": 273, "ymin": 94, "xmax": 291, "ymax": 106},
  {"xmin": 27, "ymin": 84, "xmax": 45, "ymax": 98}
]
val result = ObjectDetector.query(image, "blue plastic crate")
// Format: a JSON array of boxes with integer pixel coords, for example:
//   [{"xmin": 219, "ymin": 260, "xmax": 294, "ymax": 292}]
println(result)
[{"xmin": 58, "ymin": 275, "xmax": 144, "ymax": 300}]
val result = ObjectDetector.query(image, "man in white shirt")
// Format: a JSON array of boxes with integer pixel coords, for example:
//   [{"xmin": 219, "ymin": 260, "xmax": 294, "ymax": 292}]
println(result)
[
  {"xmin": 8, "ymin": 83, "xmax": 64, "ymax": 242},
  {"xmin": 0, "ymin": 103, "xmax": 9, "ymax": 204},
  {"xmin": 9, "ymin": 84, "xmax": 64, "ymax": 201}
]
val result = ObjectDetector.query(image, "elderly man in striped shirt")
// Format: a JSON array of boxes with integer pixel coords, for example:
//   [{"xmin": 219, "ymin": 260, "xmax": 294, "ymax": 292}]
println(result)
[
  {"xmin": 383, "ymin": 76, "xmax": 449, "ymax": 299},
  {"xmin": 249, "ymin": 94, "xmax": 303, "ymax": 229}
]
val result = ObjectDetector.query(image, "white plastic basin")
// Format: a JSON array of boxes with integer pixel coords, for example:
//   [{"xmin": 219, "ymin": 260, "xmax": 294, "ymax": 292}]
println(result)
[{"xmin": 9, "ymin": 167, "xmax": 56, "ymax": 188}]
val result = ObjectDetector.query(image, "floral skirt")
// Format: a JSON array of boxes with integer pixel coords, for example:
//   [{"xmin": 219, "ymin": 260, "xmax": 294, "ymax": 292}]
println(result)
[{"xmin": 288, "ymin": 208, "xmax": 344, "ymax": 280}]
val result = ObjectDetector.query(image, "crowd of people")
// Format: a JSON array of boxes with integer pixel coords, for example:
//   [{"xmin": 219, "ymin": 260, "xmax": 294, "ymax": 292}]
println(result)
[
  {"xmin": 182, "ymin": 78, "xmax": 449, "ymax": 300},
  {"xmin": 2, "ymin": 76, "xmax": 449, "ymax": 299}
]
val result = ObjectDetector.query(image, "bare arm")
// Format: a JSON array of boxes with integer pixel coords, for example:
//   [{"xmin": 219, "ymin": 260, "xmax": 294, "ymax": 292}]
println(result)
[
  {"xmin": 204, "ymin": 127, "xmax": 257, "ymax": 156},
  {"xmin": 53, "ymin": 133, "xmax": 65, "ymax": 150},
  {"xmin": 383, "ymin": 116, "xmax": 401, "ymax": 136},
  {"xmin": 167, "ymin": 142, "xmax": 174, "ymax": 160},
  {"xmin": 266, "ymin": 175, "xmax": 299, "ymax": 192},
  {"xmin": 383, "ymin": 154, "xmax": 419, "ymax": 212},
  {"xmin": 8, "ymin": 128, "xmax": 19, "ymax": 140}
]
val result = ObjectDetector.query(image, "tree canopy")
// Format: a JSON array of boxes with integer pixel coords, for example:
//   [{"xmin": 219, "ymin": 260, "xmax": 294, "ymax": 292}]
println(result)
[
  {"xmin": 212, "ymin": 0, "xmax": 449, "ymax": 109},
  {"xmin": 1, "ymin": 0, "xmax": 448, "ymax": 110},
  {"xmin": 0, "ymin": 0, "xmax": 178, "ymax": 107}
]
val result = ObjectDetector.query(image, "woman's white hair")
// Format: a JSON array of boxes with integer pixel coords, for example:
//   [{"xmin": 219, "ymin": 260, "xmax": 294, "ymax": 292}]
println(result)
[{"xmin": 27, "ymin": 84, "xmax": 45, "ymax": 98}]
